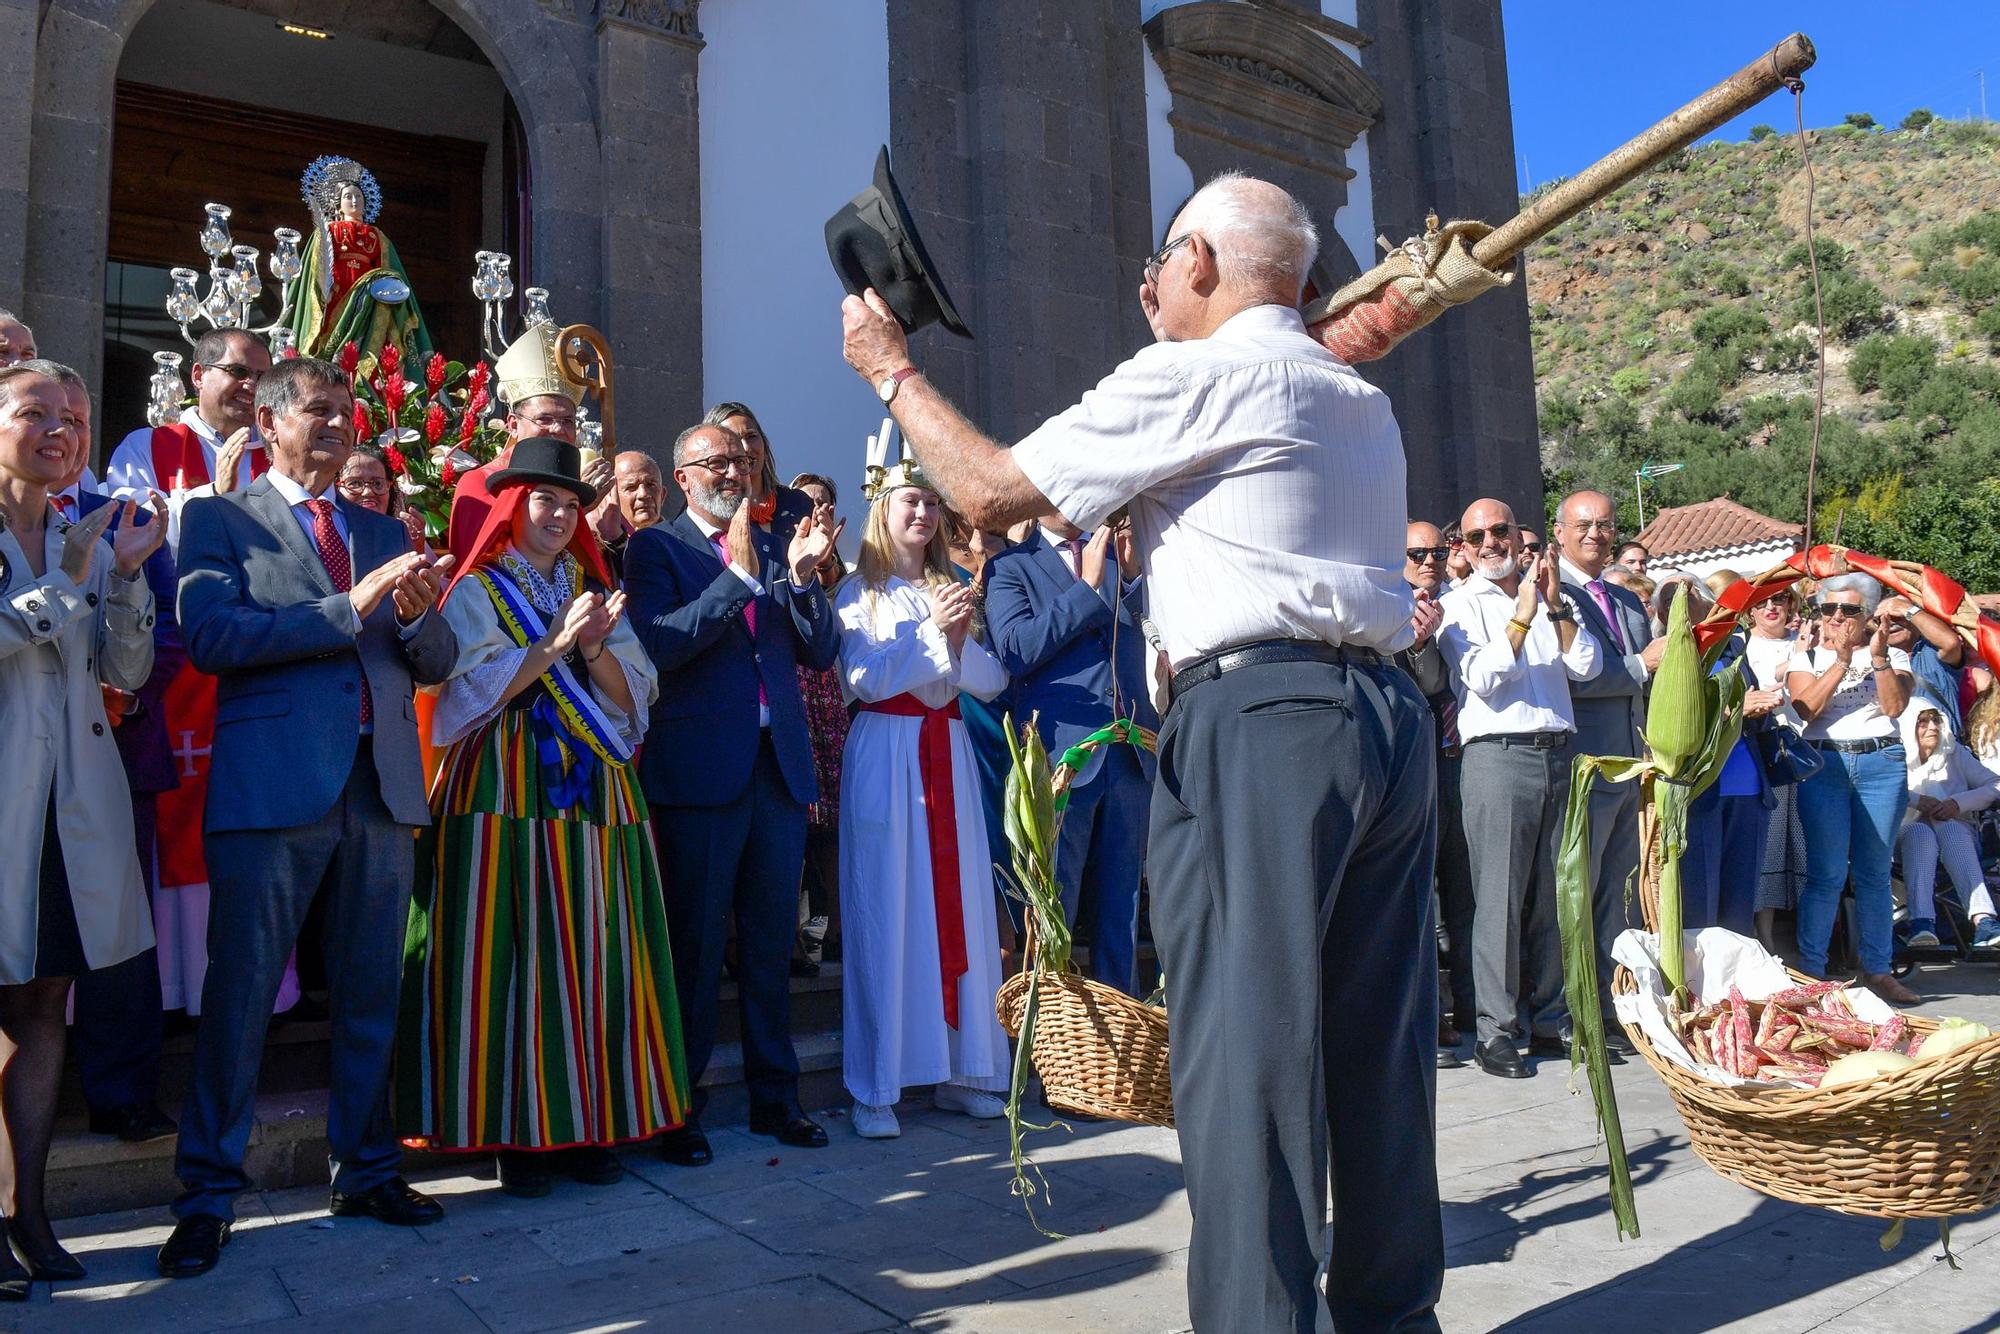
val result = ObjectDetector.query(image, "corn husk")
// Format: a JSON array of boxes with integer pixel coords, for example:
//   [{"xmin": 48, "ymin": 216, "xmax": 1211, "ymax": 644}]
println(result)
[{"xmin": 1557, "ymin": 587, "xmax": 1746, "ymax": 1240}]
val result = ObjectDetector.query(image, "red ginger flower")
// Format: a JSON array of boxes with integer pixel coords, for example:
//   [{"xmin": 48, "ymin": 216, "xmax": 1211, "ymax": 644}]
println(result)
[
  {"xmin": 424, "ymin": 402, "xmax": 447, "ymax": 446},
  {"xmin": 459, "ymin": 410, "xmax": 478, "ymax": 442},
  {"xmin": 383, "ymin": 377, "xmax": 406, "ymax": 417},
  {"xmin": 425, "ymin": 352, "xmax": 447, "ymax": 396},
  {"xmin": 440, "ymin": 462, "xmax": 458, "ymax": 489},
  {"xmin": 379, "ymin": 342, "xmax": 402, "ymax": 379},
  {"xmin": 467, "ymin": 360, "xmax": 490, "ymax": 392},
  {"xmin": 384, "ymin": 442, "xmax": 408, "ymax": 475},
  {"xmin": 467, "ymin": 384, "xmax": 490, "ymax": 418},
  {"xmin": 352, "ymin": 402, "xmax": 373, "ymax": 442},
  {"xmin": 335, "ymin": 341, "xmax": 360, "ymax": 375}
]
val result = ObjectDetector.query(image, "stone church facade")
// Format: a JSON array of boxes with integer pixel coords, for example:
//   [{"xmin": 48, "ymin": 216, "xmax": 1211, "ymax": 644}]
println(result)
[{"xmin": 0, "ymin": 0, "xmax": 1537, "ymax": 521}]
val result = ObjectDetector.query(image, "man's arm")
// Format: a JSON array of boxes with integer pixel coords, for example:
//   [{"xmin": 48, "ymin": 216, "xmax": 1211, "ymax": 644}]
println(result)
[
  {"xmin": 842, "ymin": 293, "xmax": 1052, "ymax": 530},
  {"xmin": 176, "ymin": 497, "xmax": 362, "ymax": 673},
  {"xmin": 986, "ymin": 556, "xmax": 1111, "ymax": 676}
]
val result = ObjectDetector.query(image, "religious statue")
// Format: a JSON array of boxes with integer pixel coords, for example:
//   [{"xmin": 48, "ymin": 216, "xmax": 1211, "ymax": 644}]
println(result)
[{"xmin": 284, "ymin": 155, "xmax": 434, "ymax": 363}]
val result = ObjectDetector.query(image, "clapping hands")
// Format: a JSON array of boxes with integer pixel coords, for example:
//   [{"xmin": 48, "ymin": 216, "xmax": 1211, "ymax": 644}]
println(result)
[
  {"xmin": 788, "ymin": 511, "xmax": 845, "ymax": 584},
  {"xmin": 58, "ymin": 495, "xmax": 168, "ymax": 584},
  {"xmin": 926, "ymin": 581, "xmax": 977, "ymax": 652},
  {"xmin": 544, "ymin": 590, "xmax": 624, "ymax": 657}
]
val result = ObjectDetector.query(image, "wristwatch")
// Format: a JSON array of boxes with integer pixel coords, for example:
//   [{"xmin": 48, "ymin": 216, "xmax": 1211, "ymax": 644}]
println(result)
[
  {"xmin": 1545, "ymin": 600, "xmax": 1574, "ymax": 622},
  {"xmin": 877, "ymin": 366, "xmax": 922, "ymax": 404}
]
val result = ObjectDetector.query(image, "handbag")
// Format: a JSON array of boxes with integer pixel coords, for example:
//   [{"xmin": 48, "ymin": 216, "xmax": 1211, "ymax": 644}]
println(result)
[{"xmin": 1754, "ymin": 720, "xmax": 1824, "ymax": 787}]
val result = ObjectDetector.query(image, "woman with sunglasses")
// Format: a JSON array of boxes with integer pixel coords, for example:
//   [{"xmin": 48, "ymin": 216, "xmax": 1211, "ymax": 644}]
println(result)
[{"xmin": 1785, "ymin": 573, "xmax": 1918, "ymax": 1003}]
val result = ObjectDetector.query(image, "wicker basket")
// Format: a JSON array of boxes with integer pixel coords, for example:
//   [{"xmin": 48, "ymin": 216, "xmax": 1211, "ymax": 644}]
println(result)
[
  {"xmin": 993, "ymin": 723, "xmax": 1174, "ymax": 1127},
  {"xmin": 1615, "ymin": 797, "xmax": 2000, "ymax": 1218}
]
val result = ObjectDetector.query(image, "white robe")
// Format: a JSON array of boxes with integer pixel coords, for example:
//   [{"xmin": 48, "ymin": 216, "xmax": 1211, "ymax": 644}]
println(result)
[{"xmin": 835, "ymin": 576, "xmax": 1011, "ymax": 1107}]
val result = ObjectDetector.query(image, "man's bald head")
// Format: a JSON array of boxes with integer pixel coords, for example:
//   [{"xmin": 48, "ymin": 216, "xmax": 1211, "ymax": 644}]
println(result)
[
  {"xmin": 1169, "ymin": 172, "xmax": 1319, "ymax": 301},
  {"xmin": 1460, "ymin": 498, "xmax": 1520, "ymax": 581},
  {"xmin": 613, "ymin": 448, "xmax": 665, "ymax": 530},
  {"xmin": 1556, "ymin": 488, "xmax": 1620, "ymax": 577},
  {"xmin": 1404, "ymin": 519, "xmax": 1447, "ymax": 593}
]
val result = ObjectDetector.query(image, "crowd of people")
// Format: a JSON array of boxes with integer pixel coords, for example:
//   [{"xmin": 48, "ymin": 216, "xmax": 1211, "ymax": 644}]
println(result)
[{"xmin": 5, "ymin": 161, "xmax": 2000, "ymax": 1329}]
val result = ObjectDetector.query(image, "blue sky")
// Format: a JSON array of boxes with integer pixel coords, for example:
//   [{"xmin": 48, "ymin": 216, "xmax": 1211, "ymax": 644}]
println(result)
[{"xmin": 1502, "ymin": 2, "xmax": 1999, "ymax": 190}]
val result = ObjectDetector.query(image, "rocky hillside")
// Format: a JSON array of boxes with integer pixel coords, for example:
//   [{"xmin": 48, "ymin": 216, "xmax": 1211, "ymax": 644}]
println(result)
[{"xmin": 1526, "ymin": 112, "xmax": 2000, "ymax": 584}]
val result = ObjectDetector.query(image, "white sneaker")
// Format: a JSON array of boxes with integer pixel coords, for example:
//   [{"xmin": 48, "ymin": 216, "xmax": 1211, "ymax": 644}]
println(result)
[
  {"xmin": 933, "ymin": 1083, "xmax": 1006, "ymax": 1119},
  {"xmin": 852, "ymin": 1102, "xmax": 901, "ymax": 1139}
]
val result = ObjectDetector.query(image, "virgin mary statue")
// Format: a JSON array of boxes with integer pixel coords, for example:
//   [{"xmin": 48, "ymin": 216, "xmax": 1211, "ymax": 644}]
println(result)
[{"xmin": 284, "ymin": 155, "xmax": 434, "ymax": 362}]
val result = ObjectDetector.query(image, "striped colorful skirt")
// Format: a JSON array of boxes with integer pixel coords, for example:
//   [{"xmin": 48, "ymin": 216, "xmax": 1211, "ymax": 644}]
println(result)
[{"xmin": 394, "ymin": 709, "xmax": 689, "ymax": 1151}]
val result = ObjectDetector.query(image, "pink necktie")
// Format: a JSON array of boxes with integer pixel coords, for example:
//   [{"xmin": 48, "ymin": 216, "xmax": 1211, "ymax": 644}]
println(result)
[
  {"xmin": 712, "ymin": 532, "xmax": 766, "ymax": 712},
  {"xmin": 308, "ymin": 498, "xmax": 371, "ymax": 727},
  {"xmin": 1065, "ymin": 537, "xmax": 1085, "ymax": 578},
  {"xmin": 1587, "ymin": 579, "xmax": 1626, "ymax": 653}
]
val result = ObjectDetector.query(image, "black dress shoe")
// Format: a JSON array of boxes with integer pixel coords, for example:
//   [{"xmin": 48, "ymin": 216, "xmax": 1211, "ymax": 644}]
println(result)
[
  {"xmin": 7, "ymin": 1218, "xmax": 84, "ymax": 1282},
  {"xmin": 497, "ymin": 1151, "xmax": 553, "ymax": 1199},
  {"xmin": 328, "ymin": 1177, "xmax": 444, "ymax": 1226},
  {"xmin": 1474, "ymin": 1036, "xmax": 1531, "ymax": 1079},
  {"xmin": 560, "ymin": 1145, "xmax": 625, "ymax": 1185},
  {"xmin": 747, "ymin": 1103, "xmax": 829, "ymax": 1148},
  {"xmin": 658, "ymin": 1124, "xmax": 713, "ymax": 1167},
  {"xmin": 157, "ymin": 1214, "xmax": 231, "ymax": 1279},
  {"xmin": 1436, "ymin": 1047, "xmax": 1466, "ymax": 1070},
  {"xmin": 1527, "ymin": 1034, "xmax": 1571, "ymax": 1061},
  {"xmin": 88, "ymin": 1101, "xmax": 179, "ymax": 1143}
]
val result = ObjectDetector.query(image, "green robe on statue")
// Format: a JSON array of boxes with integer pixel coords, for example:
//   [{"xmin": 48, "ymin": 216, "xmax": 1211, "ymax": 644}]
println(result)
[{"xmin": 285, "ymin": 218, "xmax": 434, "ymax": 364}]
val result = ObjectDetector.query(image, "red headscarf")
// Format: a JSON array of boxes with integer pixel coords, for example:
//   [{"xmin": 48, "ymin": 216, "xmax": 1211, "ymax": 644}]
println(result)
[{"xmin": 442, "ymin": 475, "xmax": 612, "ymax": 605}]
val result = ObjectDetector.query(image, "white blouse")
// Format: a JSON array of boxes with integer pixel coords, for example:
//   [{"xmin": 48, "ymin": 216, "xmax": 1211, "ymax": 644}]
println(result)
[{"xmin": 1788, "ymin": 645, "xmax": 1913, "ymax": 742}]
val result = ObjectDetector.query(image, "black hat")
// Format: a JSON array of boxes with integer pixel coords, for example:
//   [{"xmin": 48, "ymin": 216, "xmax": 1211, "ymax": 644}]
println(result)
[
  {"xmin": 824, "ymin": 147, "xmax": 972, "ymax": 340},
  {"xmin": 484, "ymin": 437, "xmax": 599, "ymax": 508}
]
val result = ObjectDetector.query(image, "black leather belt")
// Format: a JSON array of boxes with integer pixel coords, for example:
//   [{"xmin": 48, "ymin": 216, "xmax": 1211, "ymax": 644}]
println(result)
[
  {"xmin": 1817, "ymin": 735, "xmax": 1900, "ymax": 754},
  {"xmin": 1170, "ymin": 638, "xmax": 1384, "ymax": 701},
  {"xmin": 1464, "ymin": 730, "xmax": 1571, "ymax": 750}
]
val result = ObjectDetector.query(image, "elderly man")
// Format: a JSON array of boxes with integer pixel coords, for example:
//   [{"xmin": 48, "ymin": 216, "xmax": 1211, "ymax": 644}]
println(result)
[
  {"xmin": 841, "ymin": 170, "xmax": 1448, "ymax": 1332},
  {"xmin": 106, "ymin": 329, "xmax": 271, "ymax": 548},
  {"xmin": 1554, "ymin": 489, "xmax": 1661, "ymax": 1060},
  {"xmin": 160, "ymin": 356, "xmax": 457, "ymax": 1278},
  {"xmin": 0, "ymin": 308, "xmax": 36, "ymax": 365},
  {"xmin": 1878, "ymin": 594, "xmax": 1968, "ymax": 734},
  {"xmin": 1397, "ymin": 520, "xmax": 1474, "ymax": 1068},
  {"xmin": 1439, "ymin": 500, "xmax": 1599, "ymax": 1081},
  {"xmin": 624, "ymin": 423, "xmax": 840, "ymax": 1166},
  {"xmin": 590, "ymin": 448, "xmax": 666, "ymax": 582}
]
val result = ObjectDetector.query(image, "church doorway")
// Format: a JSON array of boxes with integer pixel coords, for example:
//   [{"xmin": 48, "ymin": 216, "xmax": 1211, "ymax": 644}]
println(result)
[{"xmin": 102, "ymin": 0, "xmax": 519, "ymax": 441}]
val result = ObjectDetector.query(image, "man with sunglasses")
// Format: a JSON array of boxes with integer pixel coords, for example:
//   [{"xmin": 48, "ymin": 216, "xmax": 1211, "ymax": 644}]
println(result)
[
  {"xmin": 1438, "ymin": 499, "xmax": 1599, "ymax": 1080},
  {"xmin": 107, "ymin": 329, "xmax": 272, "ymax": 549},
  {"xmin": 625, "ymin": 422, "xmax": 842, "ymax": 1167},
  {"xmin": 1553, "ymin": 489, "xmax": 1664, "ymax": 1060},
  {"xmin": 1398, "ymin": 521, "xmax": 1476, "ymax": 1070},
  {"xmin": 841, "ymin": 170, "xmax": 1443, "ymax": 1332}
]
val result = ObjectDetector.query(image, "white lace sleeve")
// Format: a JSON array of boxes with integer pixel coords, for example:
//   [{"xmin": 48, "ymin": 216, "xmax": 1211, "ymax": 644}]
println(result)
[{"xmin": 432, "ymin": 645, "xmax": 533, "ymax": 748}]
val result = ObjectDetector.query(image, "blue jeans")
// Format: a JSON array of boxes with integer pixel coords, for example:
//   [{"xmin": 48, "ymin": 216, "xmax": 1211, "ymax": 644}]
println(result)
[
  {"xmin": 1684, "ymin": 785, "xmax": 1775, "ymax": 939},
  {"xmin": 1795, "ymin": 743, "xmax": 1907, "ymax": 976}
]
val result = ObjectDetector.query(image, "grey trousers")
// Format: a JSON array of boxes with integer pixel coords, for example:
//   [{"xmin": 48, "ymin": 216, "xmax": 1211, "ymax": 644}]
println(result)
[
  {"xmin": 1587, "ymin": 779, "xmax": 1643, "ymax": 1020},
  {"xmin": 174, "ymin": 739, "xmax": 414, "ymax": 1222},
  {"xmin": 1458, "ymin": 735, "xmax": 1573, "ymax": 1046},
  {"xmin": 1149, "ymin": 656, "xmax": 1443, "ymax": 1333}
]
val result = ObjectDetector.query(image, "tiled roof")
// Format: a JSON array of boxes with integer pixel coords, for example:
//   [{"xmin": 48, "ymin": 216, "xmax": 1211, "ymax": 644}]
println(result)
[{"xmin": 1635, "ymin": 497, "xmax": 1803, "ymax": 560}]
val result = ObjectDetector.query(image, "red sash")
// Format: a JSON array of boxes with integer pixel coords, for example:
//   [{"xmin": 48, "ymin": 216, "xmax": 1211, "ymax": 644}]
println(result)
[
  {"xmin": 150, "ymin": 423, "xmax": 269, "ymax": 491},
  {"xmin": 859, "ymin": 693, "xmax": 968, "ymax": 1028}
]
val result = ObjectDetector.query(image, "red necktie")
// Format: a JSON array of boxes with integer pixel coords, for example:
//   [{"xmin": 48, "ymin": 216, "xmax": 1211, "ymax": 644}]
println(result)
[
  {"xmin": 308, "ymin": 498, "xmax": 371, "ymax": 727},
  {"xmin": 1065, "ymin": 536, "xmax": 1085, "ymax": 578},
  {"xmin": 53, "ymin": 494, "xmax": 75, "ymax": 518},
  {"xmin": 711, "ymin": 531, "xmax": 766, "ymax": 712}
]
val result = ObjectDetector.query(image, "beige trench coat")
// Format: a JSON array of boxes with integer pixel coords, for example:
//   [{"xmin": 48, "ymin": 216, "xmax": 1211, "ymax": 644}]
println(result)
[{"xmin": 0, "ymin": 512, "xmax": 156, "ymax": 984}]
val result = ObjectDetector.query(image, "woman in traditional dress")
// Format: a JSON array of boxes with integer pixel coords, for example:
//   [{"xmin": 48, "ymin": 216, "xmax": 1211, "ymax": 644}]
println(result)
[
  {"xmin": 396, "ymin": 437, "xmax": 688, "ymax": 1197},
  {"xmin": 834, "ymin": 447, "xmax": 1011, "ymax": 1139},
  {"xmin": 0, "ymin": 363, "xmax": 163, "ymax": 1292},
  {"xmin": 284, "ymin": 155, "xmax": 434, "ymax": 363}
]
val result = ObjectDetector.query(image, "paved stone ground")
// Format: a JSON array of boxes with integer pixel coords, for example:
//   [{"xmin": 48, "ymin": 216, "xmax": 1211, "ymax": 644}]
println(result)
[{"xmin": 9, "ymin": 961, "xmax": 2000, "ymax": 1333}]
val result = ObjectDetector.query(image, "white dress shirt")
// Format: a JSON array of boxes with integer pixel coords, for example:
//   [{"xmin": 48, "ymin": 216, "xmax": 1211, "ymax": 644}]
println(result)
[
  {"xmin": 684, "ymin": 507, "xmax": 811, "ymax": 728},
  {"xmin": 265, "ymin": 468, "xmax": 426, "ymax": 654},
  {"xmin": 1558, "ymin": 554, "xmax": 1651, "ymax": 684},
  {"xmin": 1012, "ymin": 303, "xmax": 1415, "ymax": 667},
  {"xmin": 106, "ymin": 407, "xmax": 267, "ymax": 549},
  {"xmin": 1437, "ymin": 573, "xmax": 1600, "ymax": 739}
]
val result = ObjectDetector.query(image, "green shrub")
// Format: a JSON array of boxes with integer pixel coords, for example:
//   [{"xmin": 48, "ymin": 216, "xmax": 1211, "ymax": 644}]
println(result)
[
  {"xmin": 1711, "ymin": 265, "xmax": 1752, "ymax": 297},
  {"xmin": 1844, "ymin": 112, "xmax": 1877, "ymax": 131},
  {"xmin": 1749, "ymin": 124, "xmax": 1776, "ymax": 142},
  {"xmin": 1900, "ymin": 109, "xmax": 1935, "ymax": 132},
  {"xmin": 1797, "ymin": 271, "xmax": 1889, "ymax": 340},
  {"xmin": 1781, "ymin": 237, "xmax": 1850, "ymax": 272},
  {"xmin": 1691, "ymin": 303, "xmax": 1769, "ymax": 349},
  {"xmin": 1668, "ymin": 364, "xmax": 1724, "ymax": 422},
  {"xmin": 1609, "ymin": 367, "xmax": 1652, "ymax": 398},
  {"xmin": 1847, "ymin": 333, "xmax": 1938, "ymax": 400}
]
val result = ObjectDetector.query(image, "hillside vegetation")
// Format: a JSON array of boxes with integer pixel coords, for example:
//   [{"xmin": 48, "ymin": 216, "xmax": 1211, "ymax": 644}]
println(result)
[{"xmin": 1528, "ymin": 112, "xmax": 2000, "ymax": 585}]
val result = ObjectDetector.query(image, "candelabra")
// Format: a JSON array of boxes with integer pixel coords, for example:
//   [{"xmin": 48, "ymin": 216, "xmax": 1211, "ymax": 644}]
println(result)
[
  {"xmin": 163, "ymin": 202, "xmax": 303, "ymax": 346},
  {"xmin": 472, "ymin": 250, "xmax": 518, "ymax": 360},
  {"xmin": 145, "ymin": 350, "xmax": 185, "ymax": 428}
]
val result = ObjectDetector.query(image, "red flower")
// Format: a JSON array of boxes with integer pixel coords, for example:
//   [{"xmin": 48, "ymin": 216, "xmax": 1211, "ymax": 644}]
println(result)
[
  {"xmin": 384, "ymin": 443, "xmax": 408, "ymax": 475},
  {"xmin": 351, "ymin": 402, "xmax": 373, "ymax": 442},
  {"xmin": 282, "ymin": 345, "xmax": 300, "ymax": 360},
  {"xmin": 467, "ymin": 384, "xmax": 490, "ymax": 418},
  {"xmin": 440, "ymin": 462, "xmax": 458, "ymax": 489},
  {"xmin": 459, "ymin": 411, "xmax": 478, "ymax": 442},
  {"xmin": 379, "ymin": 343, "xmax": 402, "ymax": 379},
  {"xmin": 424, "ymin": 402, "xmax": 447, "ymax": 446},
  {"xmin": 467, "ymin": 361, "xmax": 490, "ymax": 392},
  {"xmin": 426, "ymin": 352, "xmax": 447, "ymax": 396},
  {"xmin": 383, "ymin": 377, "xmax": 406, "ymax": 416},
  {"xmin": 335, "ymin": 341, "xmax": 360, "ymax": 375}
]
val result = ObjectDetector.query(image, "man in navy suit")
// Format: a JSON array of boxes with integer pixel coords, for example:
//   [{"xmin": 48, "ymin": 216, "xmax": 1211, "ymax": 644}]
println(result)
[
  {"xmin": 625, "ymin": 422, "xmax": 841, "ymax": 1164},
  {"xmin": 1555, "ymin": 489, "xmax": 1663, "ymax": 1057},
  {"xmin": 158, "ymin": 356, "xmax": 459, "ymax": 1279},
  {"xmin": 985, "ymin": 517, "xmax": 1158, "ymax": 995}
]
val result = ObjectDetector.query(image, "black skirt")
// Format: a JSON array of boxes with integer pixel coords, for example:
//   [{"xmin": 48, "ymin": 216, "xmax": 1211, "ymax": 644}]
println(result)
[{"xmin": 35, "ymin": 790, "xmax": 89, "ymax": 979}]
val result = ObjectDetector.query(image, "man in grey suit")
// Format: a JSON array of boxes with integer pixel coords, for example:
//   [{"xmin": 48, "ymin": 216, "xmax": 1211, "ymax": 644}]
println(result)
[
  {"xmin": 1554, "ymin": 489, "xmax": 1664, "ymax": 1057},
  {"xmin": 159, "ymin": 356, "xmax": 459, "ymax": 1278}
]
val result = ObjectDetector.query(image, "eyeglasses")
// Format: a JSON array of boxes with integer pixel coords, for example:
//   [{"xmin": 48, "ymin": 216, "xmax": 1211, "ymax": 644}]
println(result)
[
  {"xmin": 1521, "ymin": 541, "xmax": 1544, "ymax": 556},
  {"xmin": 1566, "ymin": 518, "xmax": 1618, "ymax": 534},
  {"xmin": 519, "ymin": 413, "xmax": 574, "ymax": 431},
  {"xmin": 1461, "ymin": 522, "xmax": 1513, "ymax": 547},
  {"xmin": 1406, "ymin": 546, "xmax": 1450, "ymax": 564},
  {"xmin": 338, "ymin": 477, "xmax": 389, "ymax": 495},
  {"xmin": 1143, "ymin": 233, "xmax": 1195, "ymax": 285},
  {"xmin": 1816, "ymin": 602, "xmax": 1866, "ymax": 620},
  {"xmin": 200, "ymin": 362, "xmax": 264, "ymax": 383},
  {"xmin": 687, "ymin": 455, "xmax": 752, "ymax": 476}
]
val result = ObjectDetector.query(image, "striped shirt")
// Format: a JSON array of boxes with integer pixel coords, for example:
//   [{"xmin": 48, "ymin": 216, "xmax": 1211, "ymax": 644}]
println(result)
[{"xmin": 1011, "ymin": 303, "xmax": 1415, "ymax": 668}]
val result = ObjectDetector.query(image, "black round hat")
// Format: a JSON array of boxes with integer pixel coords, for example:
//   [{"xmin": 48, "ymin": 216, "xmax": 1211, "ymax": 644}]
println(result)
[
  {"xmin": 824, "ymin": 146, "xmax": 972, "ymax": 340},
  {"xmin": 484, "ymin": 437, "xmax": 599, "ymax": 509}
]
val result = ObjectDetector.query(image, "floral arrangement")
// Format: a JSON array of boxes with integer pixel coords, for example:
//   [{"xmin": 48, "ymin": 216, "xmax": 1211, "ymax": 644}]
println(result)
[{"xmin": 337, "ymin": 339, "xmax": 507, "ymax": 541}]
